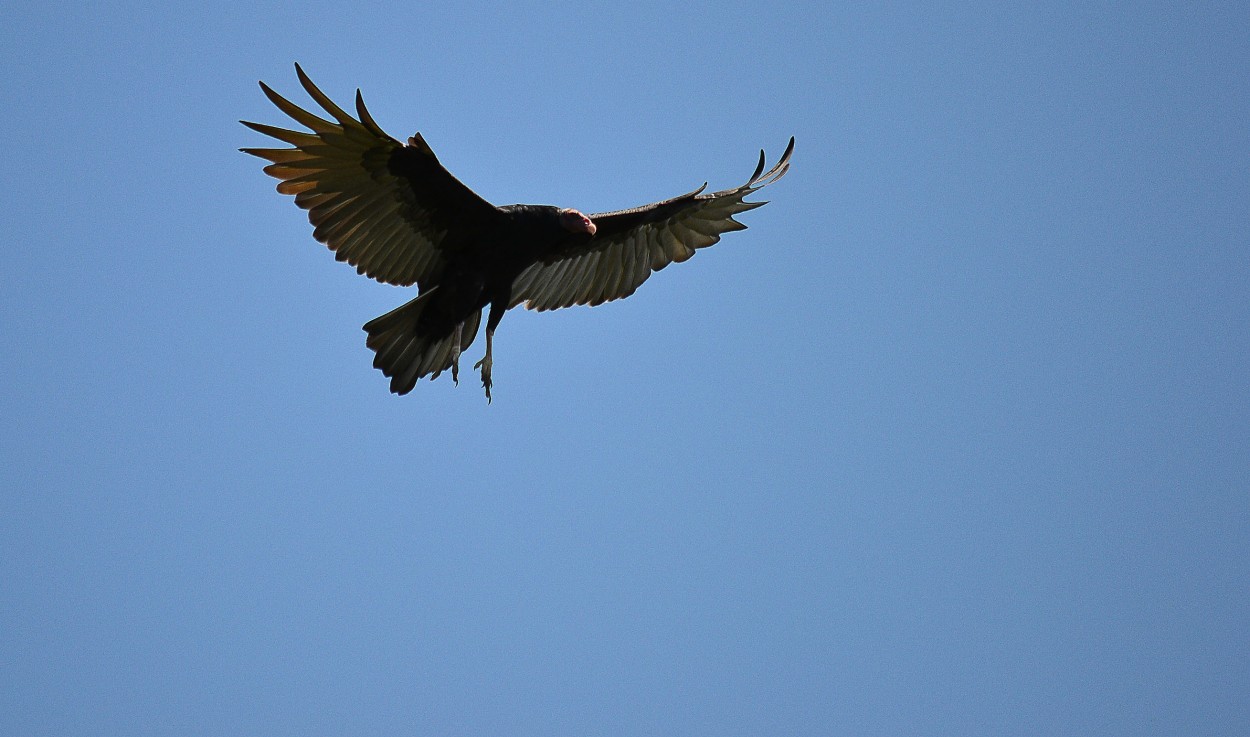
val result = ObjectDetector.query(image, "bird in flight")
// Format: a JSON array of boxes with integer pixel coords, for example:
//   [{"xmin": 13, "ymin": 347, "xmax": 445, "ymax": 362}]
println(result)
[{"xmin": 242, "ymin": 64, "xmax": 793, "ymax": 401}]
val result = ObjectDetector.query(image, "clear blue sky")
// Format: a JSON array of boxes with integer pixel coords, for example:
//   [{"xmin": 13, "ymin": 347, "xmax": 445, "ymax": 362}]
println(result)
[{"xmin": 2, "ymin": 1, "xmax": 1247, "ymax": 735}]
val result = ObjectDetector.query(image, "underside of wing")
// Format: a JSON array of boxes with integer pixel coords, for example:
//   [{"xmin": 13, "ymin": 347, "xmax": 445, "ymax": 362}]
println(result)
[
  {"xmin": 509, "ymin": 137, "xmax": 793, "ymax": 311},
  {"xmin": 241, "ymin": 64, "xmax": 502, "ymax": 288}
]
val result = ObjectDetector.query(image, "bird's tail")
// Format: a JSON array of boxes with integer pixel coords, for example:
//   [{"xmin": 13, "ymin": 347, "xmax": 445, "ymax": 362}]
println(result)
[{"xmin": 362, "ymin": 288, "xmax": 482, "ymax": 395}]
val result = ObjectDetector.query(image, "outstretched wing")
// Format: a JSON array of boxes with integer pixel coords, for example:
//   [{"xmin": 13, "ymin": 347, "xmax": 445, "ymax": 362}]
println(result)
[
  {"xmin": 241, "ymin": 64, "xmax": 504, "ymax": 289},
  {"xmin": 508, "ymin": 138, "xmax": 793, "ymax": 312}
]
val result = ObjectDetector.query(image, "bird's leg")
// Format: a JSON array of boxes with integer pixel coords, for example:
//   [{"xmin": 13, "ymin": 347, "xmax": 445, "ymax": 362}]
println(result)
[
  {"xmin": 473, "ymin": 298, "xmax": 507, "ymax": 403},
  {"xmin": 450, "ymin": 323, "xmax": 462, "ymax": 385},
  {"xmin": 473, "ymin": 329, "xmax": 493, "ymax": 402}
]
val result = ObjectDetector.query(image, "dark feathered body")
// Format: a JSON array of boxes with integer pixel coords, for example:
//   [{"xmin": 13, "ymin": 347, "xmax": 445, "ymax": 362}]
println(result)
[{"xmin": 397, "ymin": 205, "xmax": 588, "ymax": 342}]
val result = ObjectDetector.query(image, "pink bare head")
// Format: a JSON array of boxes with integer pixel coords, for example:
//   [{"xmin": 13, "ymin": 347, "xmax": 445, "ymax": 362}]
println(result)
[{"xmin": 558, "ymin": 208, "xmax": 597, "ymax": 236}]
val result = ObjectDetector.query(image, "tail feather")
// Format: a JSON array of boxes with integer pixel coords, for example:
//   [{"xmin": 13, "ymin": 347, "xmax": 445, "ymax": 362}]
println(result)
[{"xmin": 363, "ymin": 289, "xmax": 482, "ymax": 395}]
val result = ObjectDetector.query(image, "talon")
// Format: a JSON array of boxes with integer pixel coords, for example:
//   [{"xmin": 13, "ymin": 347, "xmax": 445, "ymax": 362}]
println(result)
[
  {"xmin": 451, "ymin": 323, "xmax": 463, "ymax": 386},
  {"xmin": 475, "ymin": 355, "xmax": 493, "ymax": 403}
]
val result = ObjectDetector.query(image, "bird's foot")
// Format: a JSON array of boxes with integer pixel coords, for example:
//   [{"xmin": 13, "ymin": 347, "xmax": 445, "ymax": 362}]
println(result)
[
  {"xmin": 473, "ymin": 354, "xmax": 493, "ymax": 403},
  {"xmin": 451, "ymin": 356, "xmax": 460, "ymax": 385}
]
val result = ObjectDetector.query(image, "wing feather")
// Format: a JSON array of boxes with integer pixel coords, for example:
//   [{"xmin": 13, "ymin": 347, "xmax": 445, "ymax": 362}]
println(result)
[
  {"xmin": 510, "ymin": 138, "xmax": 793, "ymax": 312},
  {"xmin": 609, "ymin": 236, "xmax": 635, "ymax": 301},
  {"xmin": 241, "ymin": 63, "xmax": 503, "ymax": 288}
]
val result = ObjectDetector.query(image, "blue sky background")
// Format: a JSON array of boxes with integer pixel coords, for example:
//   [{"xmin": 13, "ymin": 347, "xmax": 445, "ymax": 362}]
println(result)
[{"xmin": 2, "ymin": 2, "xmax": 1247, "ymax": 735}]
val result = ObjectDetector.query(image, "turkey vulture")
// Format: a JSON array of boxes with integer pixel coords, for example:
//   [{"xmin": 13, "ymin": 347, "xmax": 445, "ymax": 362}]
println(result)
[{"xmin": 242, "ymin": 64, "xmax": 793, "ymax": 400}]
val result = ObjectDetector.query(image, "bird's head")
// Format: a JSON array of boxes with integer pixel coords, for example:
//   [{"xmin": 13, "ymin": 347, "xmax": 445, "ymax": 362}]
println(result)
[{"xmin": 558, "ymin": 208, "xmax": 597, "ymax": 237}]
